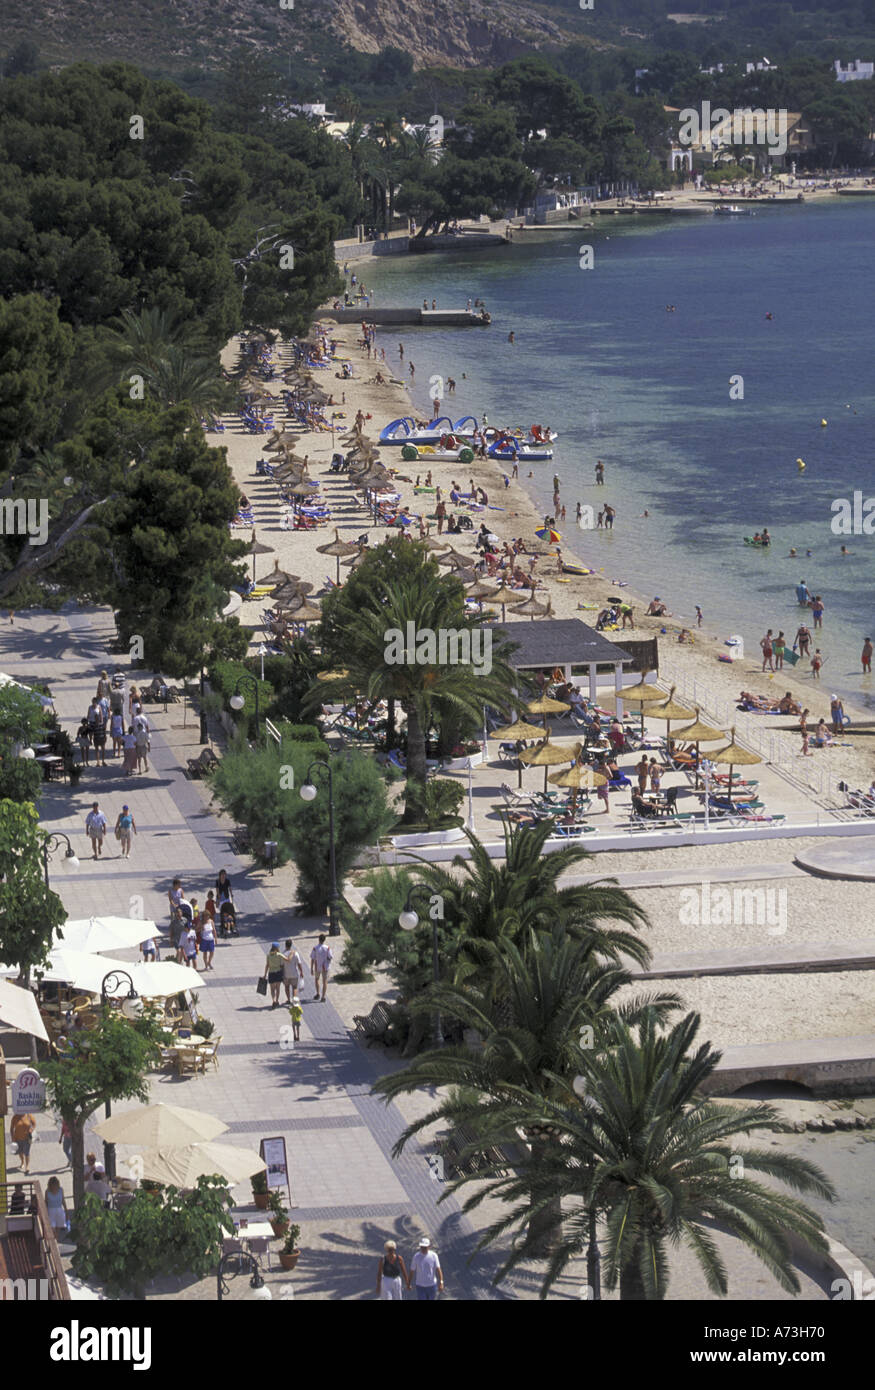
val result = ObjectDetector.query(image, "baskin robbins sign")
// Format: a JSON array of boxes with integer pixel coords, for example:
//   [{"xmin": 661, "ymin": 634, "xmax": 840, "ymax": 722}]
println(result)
[{"xmin": 12, "ymin": 1068, "xmax": 47, "ymax": 1114}]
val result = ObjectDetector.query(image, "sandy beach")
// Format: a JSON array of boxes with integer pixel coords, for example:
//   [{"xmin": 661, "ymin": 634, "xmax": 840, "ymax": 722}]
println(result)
[{"xmin": 216, "ymin": 318, "xmax": 875, "ymax": 795}]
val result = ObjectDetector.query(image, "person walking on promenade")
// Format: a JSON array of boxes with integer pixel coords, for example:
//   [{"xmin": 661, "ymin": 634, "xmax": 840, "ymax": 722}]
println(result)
[
  {"xmin": 114, "ymin": 804, "xmax": 136, "ymax": 859},
  {"xmin": 215, "ymin": 869, "xmax": 233, "ymax": 915},
  {"xmin": 45, "ymin": 1176, "xmax": 69, "ymax": 1236},
  {"xmin": 134, "ymin": 720, "xmax": 150, "ymax": 774},
  {"xmin": 199, "ymin": 911, "xmax": 216, "ymax": 970},
  {"xmin": 376, "ymin": 1241, "xmax": 409, "ymax": 1300},
  {"xmin": 862, "ymin": 637, "xmax": 873, "ymax": 674},
  {"xmin": 85, "ymin": 802, "xmax": 107, "ymax": 859},
  {"xmin": 264, "ymin": 942, "xmax": 285, "ymax": 1007},
  {"xmin": 283, "ymin": 939, "xmax": 304, "ymax": 1001},
  {"xmin": 122, "ymin": 726, "xmax": 137, "ymax": 775},
  {"xmin": 182, "ymin": 924, "xmax": 198, "ymax": 970},
  {"xmin": 11, "ymin": 1112, "xmax": 36, "ymax": 1173},
  {"xmin": 109, "ymin": 708, "xmax": 124, "ymax": 758},
  {"xmin": 408, "ymin": 1238, "xmax": 443, "ymax": 1300},
  {"xmin": 310, "ymin": 934, "xmax": 333, "ymax": 1001}
]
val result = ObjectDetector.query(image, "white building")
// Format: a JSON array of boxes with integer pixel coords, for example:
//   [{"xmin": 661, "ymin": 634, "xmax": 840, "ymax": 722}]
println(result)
[
  {"xmin": 835, "ymin": 59, "xmax": 874, "ymax": 82},
  {"xmin": 745, "ymin": 58, "xmax": 777, "ymax": 74}
]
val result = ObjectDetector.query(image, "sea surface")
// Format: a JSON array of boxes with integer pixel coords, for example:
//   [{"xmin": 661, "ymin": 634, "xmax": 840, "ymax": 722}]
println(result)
[{"xmin": 362, "ymin": 202, "xmax": 875, "ymax": 712}]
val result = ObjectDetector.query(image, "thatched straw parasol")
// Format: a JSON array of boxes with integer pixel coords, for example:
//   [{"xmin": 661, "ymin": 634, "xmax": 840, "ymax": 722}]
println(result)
[
  {"xmin": 317, "ymin": 529, "xmax": 361, "ymax": 584},
  {"xmin": 646, "ymin": 687, "xmax": 695, "ymax": 740},
  {"xmin": 242, "ymin": 530, "xmax": 274, "ymax": 584},
  {"xmin": 671, "ymin": 707, "xmax": 726, "ymax": 788},
  {"xmin": 420, "ymin": 537, "xmax": 450, "ymax": 552},
  {"xmin": 490, "ymin": 716, "xmax": 550, "ymax": 786},
  {"xmin": 487, "ymin": 583, "xmax": 522, "ymax": 623},
  {"xmin": 511, "ymin": 594, "xmax": 551, "ymax": 621},
  {"xmin": 605, "ymin": 678, "xmax": 669, "ymax": 733},
  {"xmin": 316, "ymin": 669, "xmax": 349, "ymax": 682},
  {"xmin": 437, "ymin": 549, "xmax": 473, "ymax": 568},
  {"xmin": 548, "ymin": 760, "xmax": 607, "ymax": 811},
  {"xmin": 707, "ymin": 726, "xmax": 762, "ymax": 804},
  {"xmin": 519, "ymin": 733, "xmax": 582, "ymax": 793},
  {"xmin": 282, "ymin": 597, "xmax": 322, "ymax": 625},
  {"xmin": 526, "ymin": 694, "xmax": 571, "ymax": 730}
]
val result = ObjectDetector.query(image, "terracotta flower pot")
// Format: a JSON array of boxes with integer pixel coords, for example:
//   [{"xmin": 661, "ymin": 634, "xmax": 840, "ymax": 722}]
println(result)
[
  {"xmin": 271, "ymin": 1219, "xmax": 289, "ymax": 1238},
  {"xmin": 253, "ymin": 1192, "xmax": 269, "ymax": 1210},
  {"xmin": 279, "ymin": 1250, "xmax": 300, "ymax": 1271}
]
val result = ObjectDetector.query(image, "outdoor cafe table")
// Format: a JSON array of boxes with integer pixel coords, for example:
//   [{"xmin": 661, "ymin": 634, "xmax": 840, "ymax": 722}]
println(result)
[{"xmin": 234, "ymin": 1220, "xmax": 274, "ymax": 1247}]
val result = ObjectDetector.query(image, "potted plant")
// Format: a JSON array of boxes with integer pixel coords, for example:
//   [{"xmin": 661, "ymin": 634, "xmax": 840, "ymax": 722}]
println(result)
[
  {"xmin": 251, "ymin": 1170, "xmax": 269, "ymax": 1210},
  {"xmin": 279, "ymin": 1224, "xmax": 301, "ymax": 1271},
  {"xmin": 268, "ymin": 1189, "xmax": 289, "ymax": 1237},
  {"xmin": 192, "ymin": 1017, "xmax": 215, "ymax": 1039}
]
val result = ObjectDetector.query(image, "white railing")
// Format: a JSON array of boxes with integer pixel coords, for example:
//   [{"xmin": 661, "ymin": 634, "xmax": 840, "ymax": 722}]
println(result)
[{"xmin": 264, "ymin": 717, "xmax": 282, "ymax": 747}]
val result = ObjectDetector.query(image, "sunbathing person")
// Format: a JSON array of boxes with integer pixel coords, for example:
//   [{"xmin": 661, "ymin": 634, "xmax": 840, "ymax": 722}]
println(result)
[{"xmin": 646, "ymin": 597, "xmax": 671, "ymax": 616}]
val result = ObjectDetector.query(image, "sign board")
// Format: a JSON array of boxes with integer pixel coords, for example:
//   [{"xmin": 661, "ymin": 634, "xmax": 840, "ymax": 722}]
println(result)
[
  {"xmin": 259, "ymin": 1136, "xmax": 292, "ymax": 1204},
  {"xmin": 12, "ymin": 1068, "xmax": 46, "ymax": 1114}
]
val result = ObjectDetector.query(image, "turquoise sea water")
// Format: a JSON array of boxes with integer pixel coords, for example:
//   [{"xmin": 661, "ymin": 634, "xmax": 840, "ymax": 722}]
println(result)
[{"xmin": 362, "ymin": 203, "xmax": 875, "ymax": 713}]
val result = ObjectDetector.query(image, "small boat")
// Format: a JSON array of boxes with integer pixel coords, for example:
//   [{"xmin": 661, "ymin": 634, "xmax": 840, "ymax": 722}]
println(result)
[
  {"xmin": 714, "ymin": 205, "xmax": 756, "ymax": 217},
  {"xmin": 380, "ymin": 415, "xmax": 477, "ymax": 446}
]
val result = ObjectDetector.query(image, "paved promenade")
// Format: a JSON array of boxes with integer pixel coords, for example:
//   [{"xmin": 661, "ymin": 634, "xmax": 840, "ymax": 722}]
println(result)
[{"xmin": 0, "ymin": 605, "xmax": 835, "ymax": 1300}]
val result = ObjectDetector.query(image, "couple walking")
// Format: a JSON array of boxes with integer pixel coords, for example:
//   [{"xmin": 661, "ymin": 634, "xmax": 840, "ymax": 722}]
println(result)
[
  {"xmin": 85, "ymin": 801, "xmax": 137, "ymax": 859},
  {"xmin": 264, "ymin": 934, "xmax": 333, "ymax": 1007}
]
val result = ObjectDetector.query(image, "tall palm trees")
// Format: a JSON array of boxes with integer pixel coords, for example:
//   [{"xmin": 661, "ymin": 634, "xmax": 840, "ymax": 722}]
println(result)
[
  {"xmin": 97, "ymin": 307, "xmax": 228, "ymax": 415},
  {"xmin": 374, "ymin": 924, "xmax": 679, "ymax": 1254},
  {"xmin": 442, "ymin": 1008, "xmax": 836, "ymax": 1299}
]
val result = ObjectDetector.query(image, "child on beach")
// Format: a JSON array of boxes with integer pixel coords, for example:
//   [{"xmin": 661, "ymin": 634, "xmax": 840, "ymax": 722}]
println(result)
[
  {"xmin": 862, "ymin": 638, "xmax": 872, "ymax": 674},
  {"xmin": 811, "ymin": 650, "xmax": 823, "ymax": 680},
  {"xmin": 695, "ymin": 606, "xmax": 703, "ymax": 627}
]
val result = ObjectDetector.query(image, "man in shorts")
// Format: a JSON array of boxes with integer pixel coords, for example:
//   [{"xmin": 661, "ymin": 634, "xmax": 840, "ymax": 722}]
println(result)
[
  {"xmin": 11, "ymin": 1112, "xmax": 36, "ymax": 1174},
  {"xmin": 310, "ymin": 934, "xmax": 333, "ymax": 1002},
  {"xmin": 283, "ymin": 939, "xmax": 305, "ymax": 1002},
  {"xmin": 85, "ymin": 802, "xmax": 107, "ymax": 859}
]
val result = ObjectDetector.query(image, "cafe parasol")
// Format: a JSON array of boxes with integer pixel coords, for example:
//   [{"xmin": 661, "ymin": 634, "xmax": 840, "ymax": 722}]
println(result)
[
  {"xmin": 646, "ymin": 687, "xmax": 695, "ymax": 741},
  {"xmin": 526, "ymin": 694, "xmax": 571, "ymax": 731},
  {"xmin": 548, "ymin": 761, "xmax": 607, "ymax": 813},
  {"xmin": 490, "ymin": 716, "xmax": 549, "ymax": 786},
  {"xmin": 707, "ymin": 726, "xmax": 762, "ymax": 804},
  {"xmin": 94, "ymin": 1103, "xmax": 228, "ymax": 1149},
  {"xmin": 519, "ymin": 733, "xmax": 582, "ymax": 793},
  {"xmin": 671, "ymin": 708, "xmax": 726, "ymax": 788}
]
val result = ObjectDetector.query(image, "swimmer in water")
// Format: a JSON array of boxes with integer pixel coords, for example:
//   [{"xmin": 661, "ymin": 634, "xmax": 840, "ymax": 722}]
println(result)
[
  {"xmin": 788, "ymin": 548, "xmax": 797, "ymax": 557},
  {"xmin": 840, "ymin": 545, "xmax": 852, "ymax": 555}
]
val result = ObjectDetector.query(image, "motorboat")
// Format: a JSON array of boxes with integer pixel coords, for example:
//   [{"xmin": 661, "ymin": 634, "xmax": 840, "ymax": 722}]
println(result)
[{"xmin": 714, "ymin": 205, "xmax": 756, "ymax": 216}]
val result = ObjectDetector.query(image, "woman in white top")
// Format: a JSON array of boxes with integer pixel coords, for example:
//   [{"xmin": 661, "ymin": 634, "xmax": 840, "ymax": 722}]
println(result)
[{"xmin": 283, "ymin": 938, "xmax": 304, "ymax": 1001}]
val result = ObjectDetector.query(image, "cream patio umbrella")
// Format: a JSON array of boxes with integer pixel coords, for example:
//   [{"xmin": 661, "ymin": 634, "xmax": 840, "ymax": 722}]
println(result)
[
  {"xmin": 526, "ymin": 694, "xmax": 571, "ymax": 731},
  {"xmin": 671, "ymin": 707, "xmax": 726, "ymax": 788},
  {"xmin": 490, "ymin": 716, "xmax": 549, "ymax": 787},
  {"xmin": 129, "ymin": 961, "xmax": 209, "ymax": 998},
  {"xmin": 138, "ymin": 1142, "xmax": 265, "ymax": 1189},
  {"xmin": 646, "ymin": 687, "xmax": 695, "ymax": 742},
  {"xmin": 519, "ymin": 733, "xmax": 582, "ymax": 793},
  {"xmin": 53, "ymin": 917, "xmax": 157, "ymax": 954},
  {"xmin": 0, "ymin": 978, "xmax": 49, "ymax": 1043},
  {"xmin": 94, "ymin": 1103, "xmax": 228, "ymax": 1148},
  {"xmin": 317, "ymin": 529, "xmax": 361, "ymax": 584},
  {"xmin": 707, "ymin": 726, "xmax": 762, "ymax": 805}
]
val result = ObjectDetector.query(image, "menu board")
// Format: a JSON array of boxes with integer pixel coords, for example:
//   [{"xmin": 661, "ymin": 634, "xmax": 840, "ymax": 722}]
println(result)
[{"xmin": 260, "ymin": 1136, "xmax": 291, "ymax": 1202}]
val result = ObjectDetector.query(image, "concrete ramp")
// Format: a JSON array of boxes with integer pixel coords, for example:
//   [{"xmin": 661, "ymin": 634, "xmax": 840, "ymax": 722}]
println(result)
[{"xmin": 700, "ymin": 1035, "xmax": 875, "ymax": 1097}]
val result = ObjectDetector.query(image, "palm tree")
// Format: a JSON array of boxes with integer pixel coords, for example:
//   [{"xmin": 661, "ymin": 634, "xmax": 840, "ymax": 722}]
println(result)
[
  {"xmin": 470, "ymin": 1008, "xmax": 835, "ymax": 1299},
  {"xmin": 410, "ymin": 819, "xmax": 652, "ymax": 980},
  {"xmin": 140, "ymin": 345, "xmax": 232, "ymax": 414},
  {"xmin": 374, "ymin": 925, "xmax": 679, "ymax": 1254},
  {"xmin": 309, "ymin": 549, "xmax": 517, "ymax": 820}
]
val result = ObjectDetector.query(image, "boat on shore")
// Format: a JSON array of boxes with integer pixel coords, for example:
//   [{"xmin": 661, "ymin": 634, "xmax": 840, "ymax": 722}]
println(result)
[{"xmin": 714, "ymin": 205, "xmax": 757, "ymax": 217}]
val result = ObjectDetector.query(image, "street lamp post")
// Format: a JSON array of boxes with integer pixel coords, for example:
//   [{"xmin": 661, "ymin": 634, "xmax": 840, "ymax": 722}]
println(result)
[
  {"xmin": 41, "ymin": 833, "xmax": 80, "ymax": 890},
  {"xmin": 99, "ymin": 969, "xmax": 141, "ymax": 1180},
  {"xmin": 199, "ymin": 669, "xmax": 209, "ymax": 745},
  {"xmin": 230, "ymin": 673, "xmax": 260, "ymax": 740},
  {"xmin": 398, "ymin": 886, "xmax": 442, "ymax": 1048},
  {"xmin": 217, "ymin": 1248, "xmax": 272, "ymax": 1301},
  {"xmin": 299, "ymin": 761, "xmax": 340, "ymax": 936}
]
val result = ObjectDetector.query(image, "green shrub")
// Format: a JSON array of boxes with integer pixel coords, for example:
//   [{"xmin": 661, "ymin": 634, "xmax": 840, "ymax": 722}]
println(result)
[{"xmin": 424, "ymin": 778, "xmax": 465, "ymax": 828}]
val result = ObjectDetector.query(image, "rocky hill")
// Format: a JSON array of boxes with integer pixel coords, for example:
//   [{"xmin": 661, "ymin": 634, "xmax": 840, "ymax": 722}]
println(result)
[{"xmin": 326, "ymin": 0, "xmax": 581, "ymax": 68}]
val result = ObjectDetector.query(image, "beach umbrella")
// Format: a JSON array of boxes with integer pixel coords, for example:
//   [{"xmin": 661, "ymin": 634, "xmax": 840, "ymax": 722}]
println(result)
[
  {"xmin": 285, "ymin": 481, "xmax": 321, "ymax": 498},
  {"xmin": 466, "ymin": 579, "xmax": 496, "ymax": 609},
  {"xmin": 420, "ymin": 537, "xmax": 450, "ymax": 552},
  {"xmin": 262, "ymin": 561, "xmax": 299, "ymax": 587},
  {"xmin": 342, "ymin": 548, "xmax": 369, "ymax": 570},
  {"xmin": 129, "ymin": 961, "xmax": 209, "ymax": 998},
  {"xmin": 487, "ymin": 583, "xmax": 521, "ymax": 623},
  {"xmin": 94, "ymin": 1103, "xmax": 228, "ymax": 1149},
  {"xmin": 511, "ymin": 594, "xmax": 550, "ymax": 621},
  {"xmin": 671, "ymin": 707, "xmax": 725, "ymax": 788},
  {"xmin": 707, "ymin": 726, "xmax": 762, "ymax": 804},
  {"xmin": 437, "ymin": 549, "xmax": 473, "ymax": 568},
  {"xmin": 490, "ymin": 716, "xmax": 549, "ymax": 786},
  {"xmin": 535, "ymin": 527, "xmax": 562, "ymax": 543},
  {"xmin": 0, "ymin": 978, "xmax": 49, "ymax": 1043},
  {"xmin": 138, "ymin": 1142, "xmax": 265, "ymax": 1189},
  {"xmin": 548, "ymin": 761, "xmax": 607, "ymax": 812},
  {"xmin": 605, "ymin": 678, "xmax": 667, "ymax": 734},
  {"xmin": 520, "ymin": 733, "xmax": 583, "ymax": 793},
  {"xmin": 646, "ymin": 687, "xmax": 695, "ymax": 742},
  {"xmin": 283, "ymin": 598, "xmax": 323, "ymax": 625},
  {"xmin": 3, "ymin": 947, "xmax": 116, "ymax": 995},
  {"xmin": 317, "ymin": 529, "xmax": 361, "ymax": 584},
  {"xmin": 53, "ymin": 917, "xmax": 157, "ymax": 954},
  {"xmin": 243, "ymin": 530, "xmax": 274, "ymax": 584},
  {"xmin": 526, "ymin": 694, "xmax": 571, "ymax": 730}
]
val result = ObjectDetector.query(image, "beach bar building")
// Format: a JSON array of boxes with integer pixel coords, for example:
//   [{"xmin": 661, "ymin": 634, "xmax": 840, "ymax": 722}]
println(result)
[{"xmin": 492, "ymin": 618, "xmax": 650, "ymax": 717}]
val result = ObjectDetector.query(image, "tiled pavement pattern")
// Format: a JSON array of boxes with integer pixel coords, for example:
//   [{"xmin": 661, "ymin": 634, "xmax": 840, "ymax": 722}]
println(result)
[{"xmin": 1, "ymin": 605, "xmax": 830, "ymax": 1300}]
